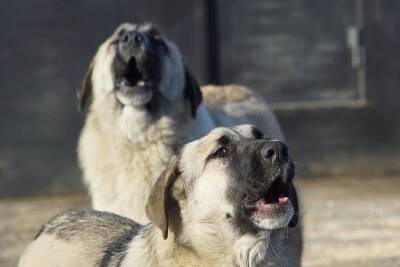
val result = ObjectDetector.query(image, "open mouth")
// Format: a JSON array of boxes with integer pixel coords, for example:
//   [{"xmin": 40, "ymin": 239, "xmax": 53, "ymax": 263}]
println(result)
[
  {"xmin": 259, "ymin": 176, "xmax": 288, "ymax": 204},
  {"xmin": 116, "ymin": 57, "xmax": 154, "ymax": 90},
  {"xmin": 114, "ymin": 57, "xmax": 155, "ymax": 106},
  {"xmin": 246, "ymin": 177, "xmax": 292, "ymax": 223}
]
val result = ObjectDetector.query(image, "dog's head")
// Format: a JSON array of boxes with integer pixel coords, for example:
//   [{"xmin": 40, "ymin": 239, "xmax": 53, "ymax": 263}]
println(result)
[
  {"xmin": 146, "ymin": 125, "xmax": 298, "ymax": 241},
  {"xmin": 77, "ymin": 23, "xmax": 202, "ymax": 118}
]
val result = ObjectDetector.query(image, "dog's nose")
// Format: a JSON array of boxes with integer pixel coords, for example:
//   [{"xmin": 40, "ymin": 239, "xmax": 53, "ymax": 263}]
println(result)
[
  {"xmin": 120, "ymin": 31, "xmax": 148, "ymax": 47},
  {"xmin": 260, "ymin": 141, "xmax": 288, "ymax": 164}
]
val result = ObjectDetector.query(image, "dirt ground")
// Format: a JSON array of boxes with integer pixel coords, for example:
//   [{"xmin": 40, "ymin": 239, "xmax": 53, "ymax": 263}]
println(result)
[{"xmin": 1, "ymin": 176, "xmax": 399, "ymax": 267}]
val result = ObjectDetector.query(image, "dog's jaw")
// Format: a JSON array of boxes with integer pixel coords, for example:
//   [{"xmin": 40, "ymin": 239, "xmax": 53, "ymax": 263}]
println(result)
[
  {"xmin": 115, "ymin": 83, "xmax": 154, "ymax": 107},
  {"xmin": 250, "ymin": 197, "xmax": 295, "ymax": 230}
]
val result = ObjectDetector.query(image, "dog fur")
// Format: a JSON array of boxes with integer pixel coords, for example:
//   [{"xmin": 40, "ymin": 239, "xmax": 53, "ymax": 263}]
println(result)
[
  {"xmin": 20, "ymin": 125, "xmax": 299, "ymax": 267},
  {"xmin": 77, "ymin": 23, "xmax": 302, "ymax": 264}
]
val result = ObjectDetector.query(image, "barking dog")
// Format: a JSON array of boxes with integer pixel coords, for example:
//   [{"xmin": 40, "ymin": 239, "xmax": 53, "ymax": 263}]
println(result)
[
  {"xmin": 77, "ymin": 22, "xmax": 284, "ymax": 224},
  {"xmin": 20, "ymin": 125, "xmax": 299, "ymax": 267},
  {"xmin": 77, "ymin": 23, "xmax": 302, "ymax": 264}
]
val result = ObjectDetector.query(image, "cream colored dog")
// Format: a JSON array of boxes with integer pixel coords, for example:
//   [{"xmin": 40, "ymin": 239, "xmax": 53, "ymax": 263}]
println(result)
[
  {"xmin": 20, "ymin": 125, "xmax": 299, "ymax": 267},
  {"xmin": 77, "ymin": 23, "xmax": 302, "ymax": 264}
]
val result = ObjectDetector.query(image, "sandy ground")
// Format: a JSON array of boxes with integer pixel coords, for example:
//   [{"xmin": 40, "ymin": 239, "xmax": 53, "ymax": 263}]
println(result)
[{"xmin": 1, "ymin": 176, "xmax": 399, "ymax": 266}]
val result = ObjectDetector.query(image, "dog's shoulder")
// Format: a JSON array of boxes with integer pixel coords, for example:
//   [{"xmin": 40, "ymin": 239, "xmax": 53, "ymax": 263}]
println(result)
[
  {"xmin": 201, "ymin": 84, "xmax": 257, "ymax": 107},
  {"xmin": 23, "ymin": 210, "xmax": 143, "ymax": 267},
  {"xmin": 35, "ymin": 209, "xmax": 141, "ymax": 242}
]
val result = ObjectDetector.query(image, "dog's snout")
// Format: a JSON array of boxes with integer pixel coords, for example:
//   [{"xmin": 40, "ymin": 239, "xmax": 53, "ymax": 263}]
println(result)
[
  {"xmin": 261, "ymin": 141, "xmax": 288, "ymax": 163},
  {"xmin": 120, "ymin": 31, "xmax": 148, "ymax": 47}
]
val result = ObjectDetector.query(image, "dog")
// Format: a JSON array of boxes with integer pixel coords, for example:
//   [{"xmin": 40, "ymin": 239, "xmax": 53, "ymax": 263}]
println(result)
[
  {"xmin": 77, "ymin": 22, "xmax": 302, "ymax": 264},
  {"xmin": 78, "ymin": 22, "xmax": 284, "ymax": 224},
  {"xmin": 20, "ymin": 125, "xmax": 299, "ymax": 267}
]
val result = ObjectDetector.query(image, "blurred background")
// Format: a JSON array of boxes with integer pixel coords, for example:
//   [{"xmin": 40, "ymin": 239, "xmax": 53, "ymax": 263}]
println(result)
[{"xmin": 1, "ymin": 0, "xmax": 400, "ymax": 266}]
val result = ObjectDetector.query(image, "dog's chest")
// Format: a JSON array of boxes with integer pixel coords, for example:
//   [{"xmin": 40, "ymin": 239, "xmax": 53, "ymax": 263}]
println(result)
[{"xmin": 89, "ymin": 130, "xmax": 186, "ymax": 223}]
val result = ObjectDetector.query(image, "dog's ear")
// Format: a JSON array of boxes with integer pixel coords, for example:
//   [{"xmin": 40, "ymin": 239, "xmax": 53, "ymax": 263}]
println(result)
[
  {"xmin": 77, "ymin": 62, "xmax": 94, "ymax": 111},
  {"xmin": 288, "ymin": 183, "xmax": 299, "ymax": 228},
  {"xmin": 184, "ymin": 65, "xmax": 203, "ymax": 118},
  {"xmin": 146, "ymin": 156, "xmax": 181, "ymax": 240}
]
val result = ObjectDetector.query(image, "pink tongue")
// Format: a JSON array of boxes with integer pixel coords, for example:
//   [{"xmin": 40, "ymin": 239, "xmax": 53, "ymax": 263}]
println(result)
[
  {"xmin": 255, "ymin": 196, "xmax": 288, "ymax": 209},
  {"xmin": 278, "ymin": 196, "xmax": 288, "ymax": 204},
  {"xmin": 255, "ymin": 199, "xmax": 274, "ymax": 213},
  {"xmin": 253, "ymin": 196, "xmax": 288, "ymax": 219}
]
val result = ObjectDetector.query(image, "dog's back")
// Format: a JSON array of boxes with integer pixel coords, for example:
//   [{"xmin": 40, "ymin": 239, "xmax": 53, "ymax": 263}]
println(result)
[
  {"xmin": 202, "ymin": 84, "xmax": 284, "ymax": 140},
  {"xmin": 19, "ymin": 209, "xmax": 141, "ymax": 267}
]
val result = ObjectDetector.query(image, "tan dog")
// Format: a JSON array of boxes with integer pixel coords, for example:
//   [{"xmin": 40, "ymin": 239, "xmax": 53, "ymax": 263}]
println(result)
[
  {"xmin": 20, "ymin": 125, "xmax": 299, "ymax": 267},
  {"xmin": 77, "ymin": 23, "xmax": 302, "ymax": 264}
]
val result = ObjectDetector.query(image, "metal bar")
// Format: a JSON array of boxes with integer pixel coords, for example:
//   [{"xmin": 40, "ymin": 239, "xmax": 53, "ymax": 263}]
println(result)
[{"xmin": 205, "ymin": 0, "xmax": 220, "ymax": 84}]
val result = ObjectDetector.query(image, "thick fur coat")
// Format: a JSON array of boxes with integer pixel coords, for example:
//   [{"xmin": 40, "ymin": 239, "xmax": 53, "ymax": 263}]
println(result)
[
  {"xmin": 77, "ymin": 23, "xmax": 302, "ymax": 265},
  {"xmin": 20, "ymin": 126, "xmax": 299, "ymax": 267}
]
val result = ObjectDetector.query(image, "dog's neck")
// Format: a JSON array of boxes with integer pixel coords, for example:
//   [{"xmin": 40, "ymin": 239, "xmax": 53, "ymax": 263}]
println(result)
[
  {"xmin": 123, "ymin": 225, "xmax": 203, "ymax": 267},
  {"xmin": 91, "ymin": 103, "xmax": 205, "ymax": 141},
  {"xmin": 123, "ymin": 224, "xmax": 278, "ymax": 267},
  {"xmin": 88, "ymin": 103, "xmax": 216, "ymax": 156},
  {"xmin": 80, "ymin": 104, "xmax": 215, "ymax": 224}
]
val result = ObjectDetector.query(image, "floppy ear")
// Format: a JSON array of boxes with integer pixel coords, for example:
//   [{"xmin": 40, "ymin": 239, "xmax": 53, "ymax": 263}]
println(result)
[
  {"xmin": 146, "ymin": 156, "xmax": 181, "ymax": 239},
  {"xmin": 77, "ymin": 62, "xmax": 94, "ymax": 111},
  {"xmin": 183, "ymin": 65, "xmax": 203, "ymax": 118},
  {"xmin": 288, "ymin": 183, "xmax": 299, "ymax": 228}
]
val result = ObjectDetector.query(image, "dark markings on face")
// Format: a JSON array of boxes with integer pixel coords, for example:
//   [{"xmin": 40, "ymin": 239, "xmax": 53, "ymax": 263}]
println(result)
[
  {"xmin": 204, "ymin": 135, "xmax": 232, "ymax": 164},
  {"xmin": 217, "ymin": 135, "xmax": 230, "ymax": 146},
  {"xmin": 140, "ymin": 24, "xmax": 169, "ymax": 52},
  {"xmin": 199, "ymin": 128, "xmax": 269, "ymax": 234},
  {"xmin": 112, "ymin": 23, "xmax": 169, "ymax": 113},
  {"xmin": 214, "ymin": 127, "xmax": 294, "ymax": 235},
  {"xmin": 226, "ymin": 140, "xmax": 268, "ymax": 235},
  {"xmin": 251, "ymin": 127, "xmax": 264, "ymax": 140}
]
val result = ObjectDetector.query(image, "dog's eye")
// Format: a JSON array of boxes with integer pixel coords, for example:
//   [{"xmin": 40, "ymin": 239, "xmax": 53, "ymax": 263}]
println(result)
[
  {"xmin": 213, "ymin": 147, "xmax": 228, "ymax": 158},
  {"xmin": 118, "ymin": 29, "xmax": 126, "ymax": 37}
]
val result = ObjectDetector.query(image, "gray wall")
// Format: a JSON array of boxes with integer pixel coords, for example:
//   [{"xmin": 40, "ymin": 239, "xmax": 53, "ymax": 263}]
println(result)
[
  {"xmin": 0, "ymin": 0, "xmax": 208, "ymax": 196},
  {"xmin": 217, "ymin": 0, "xmax": 400, "ymax": 178},
  {"xmin": 1, "ymin": 0, "xmax": 399, "ymax": 197}
]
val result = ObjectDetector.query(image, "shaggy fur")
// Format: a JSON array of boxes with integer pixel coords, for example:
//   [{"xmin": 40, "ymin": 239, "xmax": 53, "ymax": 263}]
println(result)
[
  {"xmin": 78, "ymin": 23, "xmax": 283, "ymax": 223},
  {"xmin": 77, "ymin": 23, "xmax": 302, "ymax": 265},
  {"xmin": 20, "ymin": 126, "xmax": 299, "ymax": 267}
]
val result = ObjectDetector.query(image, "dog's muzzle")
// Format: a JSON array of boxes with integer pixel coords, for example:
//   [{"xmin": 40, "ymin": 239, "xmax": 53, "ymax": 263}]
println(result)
[
  {"xmin": 118, "ymin": 30, "xmax": 150, "ymax": 61},
  {"xmin": 240, "ymin": 140, "xmax": 296, "ymax": 230},
  {"xmin": 114, "ymin": 29, "xmax": 158, "ymax": 107}
]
